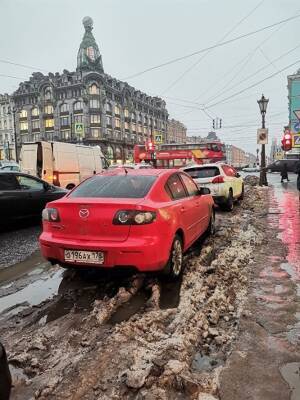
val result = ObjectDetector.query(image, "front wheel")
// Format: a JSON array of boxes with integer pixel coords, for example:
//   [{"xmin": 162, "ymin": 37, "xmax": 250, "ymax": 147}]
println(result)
[
  {"xmin": 163, "ymin": 235, "xmax": 183, "ymax": 280},
  {"xmin": 206, "ymin": 210, "xmax": 216, "ymax": 236}
]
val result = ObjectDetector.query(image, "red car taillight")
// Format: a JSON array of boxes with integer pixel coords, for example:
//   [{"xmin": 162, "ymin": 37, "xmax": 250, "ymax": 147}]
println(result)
[
  {"xmin": 113, "ymin": 210, "xmax": 156, "ymax": 225},
  {"xmin": 42, "ymin": 208, "xmax": 60, "ymax": 222},
  {"xmin": 212, "ymin": 176, "xmax": 224, "ymax": 184}
]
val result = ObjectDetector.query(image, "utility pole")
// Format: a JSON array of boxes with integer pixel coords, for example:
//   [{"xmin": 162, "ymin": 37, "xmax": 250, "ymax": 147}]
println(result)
[{"xmin": 257, "ymin": 94, "xmax": 269, "ymax": 186}]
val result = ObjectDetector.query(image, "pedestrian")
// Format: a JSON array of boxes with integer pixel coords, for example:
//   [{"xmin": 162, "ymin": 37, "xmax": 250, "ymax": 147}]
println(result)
[
  {"xmin": 295, "ymin": 160, "xmax": 300, "ymax": 200},
  {"xmin": 280, "ymin": 162, "xmax": 289, "ymax": 183}
]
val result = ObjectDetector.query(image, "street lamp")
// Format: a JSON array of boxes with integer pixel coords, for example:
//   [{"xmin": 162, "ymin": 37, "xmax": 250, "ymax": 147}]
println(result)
[
  {"xmin": 7, "ymin": 107, "xmax": 18, "ymax": 163},
  {"xmin": 257, "ymin": 94, "xmax": 269, "ymax": 186}
]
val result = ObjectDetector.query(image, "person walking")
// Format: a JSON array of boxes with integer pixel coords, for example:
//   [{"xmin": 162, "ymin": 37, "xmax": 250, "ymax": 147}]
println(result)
[{"xmin": 280, "ymin": 162, "xmax": 289, "ymax": 183}]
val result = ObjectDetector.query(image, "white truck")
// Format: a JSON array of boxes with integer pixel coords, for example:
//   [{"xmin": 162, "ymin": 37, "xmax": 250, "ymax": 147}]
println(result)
[{"xmin": 20, "ymin": 141, "xmax": 107, "ymax": 189}]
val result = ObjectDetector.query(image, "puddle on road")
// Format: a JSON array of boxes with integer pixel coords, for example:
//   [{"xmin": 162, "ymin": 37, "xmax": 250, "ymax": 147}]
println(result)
[
  {"xmin": 280, "ymin": 362, "xmax": 300, "ymax": 400},
  {"xmin": 0, "ymin": 269, "xmax": 63, "ymax": 315},
  {"xmin": 109, "ymin": 289, "xmax": 149, "ymax": 324},
  {"xmin": 281, "ymin": 263, "xmax": 300, "ymax": 297},
  {"xmin": 0, "ymin": 251, "xmax": 47, "ymax": 285},
  {"xmin": 159, "ymin": 275, "xmax": 183, "ymax": 309}
]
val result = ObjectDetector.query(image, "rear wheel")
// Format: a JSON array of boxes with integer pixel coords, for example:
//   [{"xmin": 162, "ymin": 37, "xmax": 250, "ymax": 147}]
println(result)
[
  {"xmin": 163, "ymin": 235, "xmax": 183, "ymax": 280},
  {"xmin": 221, "ymin": 189, "xmax": 234, "ymax": 212}
]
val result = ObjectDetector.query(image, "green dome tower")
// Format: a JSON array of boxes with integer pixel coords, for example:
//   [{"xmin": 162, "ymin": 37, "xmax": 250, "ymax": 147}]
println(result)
[{"xmin": 77, "ymin": 16, "xmax": 103, "ymax": 73}]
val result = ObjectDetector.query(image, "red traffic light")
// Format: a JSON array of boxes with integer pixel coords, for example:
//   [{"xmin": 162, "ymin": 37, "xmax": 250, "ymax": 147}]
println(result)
[
  {"xmin": 281, "ymin": 133, "xmax": 292, "ymax": 151},
  {"xmin": 145, "ymin": 140, "xmax": 155, "ymax": 152}
]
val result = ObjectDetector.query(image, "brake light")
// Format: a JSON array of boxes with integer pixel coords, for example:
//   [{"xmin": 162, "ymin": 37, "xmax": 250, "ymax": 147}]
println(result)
[
  {"xmin": 42, "ymin": 208, "xmax": 60, "ymax": 222},
  {"xmin": 113, "ymin": 210, "xmax": 156, "ymax": 225},
  {"xmin": 212, "ymin": 176, "xmax": 224, "ymax": 184}
]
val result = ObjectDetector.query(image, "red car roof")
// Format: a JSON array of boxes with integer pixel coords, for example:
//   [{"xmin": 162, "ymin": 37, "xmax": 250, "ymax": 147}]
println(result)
[{"xmin": 100, "ymin": 168, "xmax": 177, "ymax": 177}]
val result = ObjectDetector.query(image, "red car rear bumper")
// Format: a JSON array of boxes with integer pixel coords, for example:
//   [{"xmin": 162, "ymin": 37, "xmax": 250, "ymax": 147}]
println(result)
[{"xmin": 39, "ymin": 232, "xmax": 169, "ymax": 272}]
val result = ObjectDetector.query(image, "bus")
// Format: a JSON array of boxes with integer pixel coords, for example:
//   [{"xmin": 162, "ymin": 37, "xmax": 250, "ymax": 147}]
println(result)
[{"xmin": 134, "ymin": 141, "xmax": 226, "ymax": 168}]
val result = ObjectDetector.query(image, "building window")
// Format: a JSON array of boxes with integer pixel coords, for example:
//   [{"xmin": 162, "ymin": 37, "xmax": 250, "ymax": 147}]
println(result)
[
  {"xmin": 144, "ymin": 116, "xmax": 148, "ymax": 126},
  {"xmin": 44, "ymin": 87, "xmax": 52, "ymax": 100},
  {"xmin": 20, "ymin": 121, "xmax": 28, "ymax": 131},
  {"xmin": 89, "ymin": 99, "xmax": 100, "ymax": 109},
  {"xmin": 115, "ymin": 118, "xmax": 121, "ymax": 129},
  {"xmin": 74, "ymin": 101, "xmax": 83, "ymax": 111},
  {"xmin": 89, "ymin": 84, "xmax": 100, "ymax": 95},
  {"xmin": 45, "ymin": 119, "xmax": 54, "ymax": 128},
  {"xmin": 60, "ymin": 116, "xmax": 70, "ymax": 127},
  {"xmin": 74, "ymin": 114, "xmax": 83, "ymax": 123},
  {"xmin": 106, "ymin": 103, "xmax": 112, "ymax": 114},
  {"xmin": 31, "ymin": 107, "xmax": 39, "ymax": 117},
  {"xmin": 125, "ymin": 121, "xmax": 130, "ymax": 131},
  {"xmin": 131, "ymin": 112, "xmax": 136, "ymax": 121},
  {"xmin": 91, "ymin": 128, "xmax": 101, "ymax": 138},
  {"xmin": 44, "ymin": 105, "xmax": 53, "ymax": 114},
  {"xmin": 32, "ymin": 120, "xmax": 40, "ymax": 130},
  {"xmin": 106, "ymin": 129, "xmax": 112, "ymax": 137},
  {"xmin": 90, "ymin": 114, "xmax": 101, "ymax": 124},
  {"xmin": 19, "ymin": 109, "xmax": 27, "ymax": 118},
  {"xmin": 114, "ymin": 105, "xmax": 120, "ymax": 116},
  {"xmin": 61, "ymin": 130, "xmax": 71, "ymax": 140},
  {"xmin": 106, "ymin": 116, "xmax": 112, "ymax": 126},
  {"xmin": 132, "ymin": 123, "xmax": 136, "ymax": 132},
  {"xmin": 124, "ymin": 108, "xmax": 129, "ymax": 118},
  {"xmin": 60, "ymin": 103, "xmax": 69, "ymax": 113},
  {"xmin": 138, "ymin": 124, "xmax": 142, "ymax": 133}
]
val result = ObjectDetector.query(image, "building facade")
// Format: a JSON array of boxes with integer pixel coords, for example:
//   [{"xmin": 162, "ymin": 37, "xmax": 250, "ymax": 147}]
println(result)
[
  {"xmin": 12, "ymin": 17, "xmax": 168, "ymax": 163},
  {"xmin": 225, "ymin": 144, "xmax": 255, "ymax": 168},
  {"xmin": 287, "ymin": 69, "xmax": 300, "ymax": 156},
  {"xmin": 166, "ymin": 119, "xmax": 187, "ymax": 143},
  {"xmin": 0, "ymin": 94, "xmax": 15, "ymax": 161}
]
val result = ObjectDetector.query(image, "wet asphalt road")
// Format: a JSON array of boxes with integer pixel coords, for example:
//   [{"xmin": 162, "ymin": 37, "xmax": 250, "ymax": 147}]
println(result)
[{"xmin": 220, "ymin": 172, "xmax": 300, "ymax": 400}]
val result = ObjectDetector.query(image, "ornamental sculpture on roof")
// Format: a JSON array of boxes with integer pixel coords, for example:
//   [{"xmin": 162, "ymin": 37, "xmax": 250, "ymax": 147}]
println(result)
[{"xmin": 77, "ymin": 16, "xmax": 104, "ymax": 73}]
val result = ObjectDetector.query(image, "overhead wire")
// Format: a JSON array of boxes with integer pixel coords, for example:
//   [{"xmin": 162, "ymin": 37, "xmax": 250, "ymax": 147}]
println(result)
[
  {"xmin": 159, "ymin": 0, "xmax": 265, "ymax": 95},
  {"xmin": 123, "ymin": 13, "xmax": 300, "ymax": 81}
]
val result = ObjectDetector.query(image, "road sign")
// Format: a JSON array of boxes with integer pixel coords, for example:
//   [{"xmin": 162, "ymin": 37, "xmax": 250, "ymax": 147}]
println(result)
[
  {"xmin": 293, "ymin": 133, "xmax": 300, "ymax": 148},
  {"xmin": 257, "ymin": 128, "xmax": 268, "ymax": 145},
  {"xmin": 294, "ymin": 122, "xmax": 300, "ymax": 131},
  {"xmin": 75, "ymin": 123, "xmax": 84, "ymax": 136},
  {"xmin": 154, "ymin": 134, "xmax": 163, "ymax": 144}
]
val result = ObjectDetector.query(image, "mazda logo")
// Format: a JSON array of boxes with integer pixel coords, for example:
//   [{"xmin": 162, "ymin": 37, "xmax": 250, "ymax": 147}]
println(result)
[{"xmin": 79, "ymin": 209, "xmax": 90, "ymax": 219}]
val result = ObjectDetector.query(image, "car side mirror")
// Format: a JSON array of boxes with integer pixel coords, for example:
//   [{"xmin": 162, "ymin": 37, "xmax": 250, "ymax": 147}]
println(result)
[
  {"xmin": 236, "ymin": 173, "xmax": 241, "ymax": 178},
  {"xmin": 198, "ymin": 187, "xmax": 211, "ymax": 195}
]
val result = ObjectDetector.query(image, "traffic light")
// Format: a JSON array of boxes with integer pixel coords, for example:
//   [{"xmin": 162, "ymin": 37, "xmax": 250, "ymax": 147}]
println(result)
[
  {"xmin": 219, "ymin": 118, "xmax": 222, "ymax": 128},
  {"xmin": 145, "ymin": 140, "xmax": 155, "ymax": 152},
  {"xmin": 213, "ymin": 119, "xmax": 215, "ymax": 129},
  {"xmin": 281, "ymin": 132, "xmax": 292, "ymax": 151}
]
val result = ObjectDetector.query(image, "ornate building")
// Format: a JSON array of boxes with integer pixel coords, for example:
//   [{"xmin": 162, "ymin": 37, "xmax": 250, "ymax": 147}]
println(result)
[
  {"xmin": 0, "ymin": 94, "xmax": 15, "ymax": 161},
  {"xmin": 12, "ymin": 17, "xmax": 168, "ymax": 163},
  {"xmin": 166, "ymin": 119, "xmax": 187, "ymax": 143}
]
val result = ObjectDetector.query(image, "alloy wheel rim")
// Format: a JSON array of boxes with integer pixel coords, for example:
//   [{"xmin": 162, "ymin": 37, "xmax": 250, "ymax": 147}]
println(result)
[{"xmin": 172, "ymin": 239, "xmax": 183, "ymax": 275}]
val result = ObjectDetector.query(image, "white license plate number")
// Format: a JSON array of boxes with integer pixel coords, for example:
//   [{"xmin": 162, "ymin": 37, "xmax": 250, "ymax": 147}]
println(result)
[{"xmin": 64, "ymin": 250, "xmax": 104, "ymax": 264}]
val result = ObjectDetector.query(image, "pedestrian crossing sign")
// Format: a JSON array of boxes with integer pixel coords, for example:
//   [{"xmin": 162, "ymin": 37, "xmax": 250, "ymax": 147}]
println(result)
[
  {"xmin": 292, "ymin": 133, "xmax": 300, "ymax": 148},
  {"xmin": 154, "ymin": 134, "xmax": 163, "ymax": 144},
  {"xmin": 75, "ymin": 123, "xmax": 84, "ymax": 136}
]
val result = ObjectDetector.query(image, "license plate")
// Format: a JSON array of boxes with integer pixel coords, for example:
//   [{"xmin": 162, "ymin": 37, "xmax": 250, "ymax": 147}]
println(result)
[{"xmin": 64, "ymin": 250, "xmax": 104, "ymax": 264}]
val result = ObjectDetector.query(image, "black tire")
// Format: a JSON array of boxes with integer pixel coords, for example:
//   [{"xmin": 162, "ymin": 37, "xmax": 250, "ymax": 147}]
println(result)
[
  {"xmin": 163, "ymin": 235, "xmax": 183, "ymax": 280},
  {"xmin": 206, "ymin": 210, "xmax": 216, "ymax": 236},
  {"xmin": 221, "ymin": 189, "xmax": 234, "ymax": 212},
  {"xmin": 239, "ymin": 185, "xmax": 244, "ymax": 200}
]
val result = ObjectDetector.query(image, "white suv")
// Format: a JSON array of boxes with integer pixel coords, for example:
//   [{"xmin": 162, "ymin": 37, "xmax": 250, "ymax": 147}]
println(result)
[{"xmin": 182, "ymin": 163, "xmax": 244, "ymax": 211}]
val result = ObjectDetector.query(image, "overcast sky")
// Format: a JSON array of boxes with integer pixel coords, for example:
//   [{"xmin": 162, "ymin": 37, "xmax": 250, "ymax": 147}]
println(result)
[{"xmin": 0, "ymin": 0, "xmax": 299, "ymax": 154}]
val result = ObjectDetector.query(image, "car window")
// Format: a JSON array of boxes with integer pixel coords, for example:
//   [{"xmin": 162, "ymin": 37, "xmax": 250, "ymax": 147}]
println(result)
[
  {"xmin": 184, "ymin": 166, "xmax": 220, "ymax": 179},
  {"xmin": 166, "ymin": 174, "xmax": 187, "ymax": 200},
  {"xmin": 222, "ymin": 165, "xmax": 236, "ymax": 177},
  {"xmin": 70, "ymin": 175, "xmax": 156, "ymax": 198},
  {"xmin": 17, "ymin": 175, "xmax": 44, "ymax": 191},
  {"xmin": 0, "ymin": 174, "xmax": 19, "ymax": 190},
  {"xmin": 179, "ymin": 173, "xmax": 198, "ymax": 196}
]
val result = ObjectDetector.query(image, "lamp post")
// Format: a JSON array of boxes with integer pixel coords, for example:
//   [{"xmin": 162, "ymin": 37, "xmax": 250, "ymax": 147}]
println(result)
[
  {"xmin": 7, "ymin": 107, "xmax": 18, "ymax": 163},
  {"xmin": 257, "ymin": 94, "xmax": 269, "ymax": 186}
]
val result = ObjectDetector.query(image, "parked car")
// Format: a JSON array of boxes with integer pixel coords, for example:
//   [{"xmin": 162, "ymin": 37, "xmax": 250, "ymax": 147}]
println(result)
[
  {"xmin": 0, "ymin": 163, "xmax": 20, "ymax": 172},
  {"xmin": 242, "ymin": 166, "xmax": 260, "ymax": 172},
  {"xmin": 182, "ymin": 163, "xmax": 244, "ymax": 211},
  {"xmin": 0, "ymin": 342, "xmax": 11, "ymax": 400},
  {"xmin": 0, "ymin": 171, "xmax": 67, "ymax": 223},
  {"xmin": 40, "ymin": 169, "xmax": 215, "ymax": 279},
  {"xmin": 267, "ymin": 159, "xmax": 300, "ymax": 173}
]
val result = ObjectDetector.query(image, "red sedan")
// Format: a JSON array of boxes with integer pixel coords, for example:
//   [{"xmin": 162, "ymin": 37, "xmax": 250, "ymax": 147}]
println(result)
[{"xmin": 39, "ymin": 169, "xmax": 215, "ymax": 279}]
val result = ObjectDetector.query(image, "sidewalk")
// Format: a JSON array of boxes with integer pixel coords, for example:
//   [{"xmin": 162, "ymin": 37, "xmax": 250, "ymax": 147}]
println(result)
[{"xmin": 219, "ymin": 178, "xmax": 300, "ymax": 400}]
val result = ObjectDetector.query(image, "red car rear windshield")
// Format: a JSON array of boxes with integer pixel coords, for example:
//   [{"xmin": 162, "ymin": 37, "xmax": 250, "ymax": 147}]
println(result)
[{"xmin": 69, "ymin": 175, "xmax": 157, "ymax": 198}]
